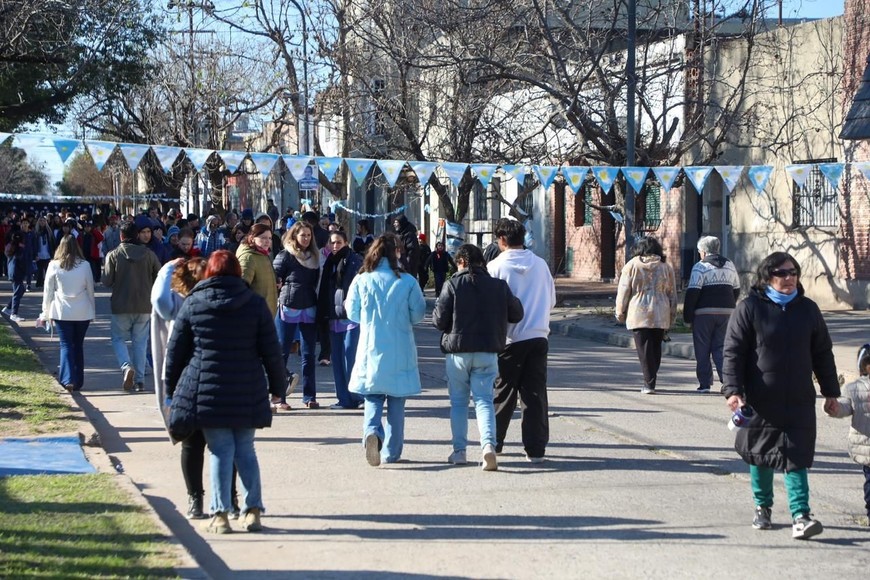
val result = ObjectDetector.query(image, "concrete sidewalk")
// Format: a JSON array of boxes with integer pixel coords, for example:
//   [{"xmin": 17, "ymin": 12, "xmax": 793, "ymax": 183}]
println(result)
[{"xmin": 4, "ymin": 280, "xmax": 870, "ymax": 579}]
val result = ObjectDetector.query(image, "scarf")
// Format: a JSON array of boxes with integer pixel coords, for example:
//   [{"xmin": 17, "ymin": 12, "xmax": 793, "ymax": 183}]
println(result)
[
  {"xmin": 765, "ymin": 285, "xmax": 798, "ymax": 306},
  {"xmin": 290, "ymin": 247, "xmax": 319, "ymax": 269}
]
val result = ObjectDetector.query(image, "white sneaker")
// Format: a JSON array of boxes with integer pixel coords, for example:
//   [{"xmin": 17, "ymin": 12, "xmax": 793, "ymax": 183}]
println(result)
[
  {"xmin": 285, "ymin": 372, "xmax": 300, "ymax": 397},
  {"xmin": 9, "ymin": 314, "xmax": 24, "ymax": 323},
  {"xmin": 526, "ymin": 455, "xmax": 545, "ymax": 464},
  {"xmin": 121, "ymin": 366, "xmax": 135, "ymax": 392},
  {"xmin": 448, "ymin": 450, "xmax": 467, "ymax": 465},
  {"xmin": 481, "ymin": 444, "xmax": 498, "ymax": 471}
]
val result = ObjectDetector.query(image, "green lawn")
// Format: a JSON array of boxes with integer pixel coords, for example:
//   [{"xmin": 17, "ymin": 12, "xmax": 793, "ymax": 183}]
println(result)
[{"xmin": 0, "ymin": 324, "xmax": 184, "ymax": 578}]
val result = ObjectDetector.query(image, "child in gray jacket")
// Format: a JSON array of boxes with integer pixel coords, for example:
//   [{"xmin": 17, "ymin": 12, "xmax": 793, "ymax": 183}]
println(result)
[{"xmin": 825, "ymin": 350, "xmax": 870, "ymax": 525}]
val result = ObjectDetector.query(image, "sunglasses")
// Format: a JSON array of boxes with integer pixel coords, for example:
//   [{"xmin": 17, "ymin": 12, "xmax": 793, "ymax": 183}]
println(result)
[{"xmin": 770, "ymin": 268, "xmax": 798, "ymax": 278}]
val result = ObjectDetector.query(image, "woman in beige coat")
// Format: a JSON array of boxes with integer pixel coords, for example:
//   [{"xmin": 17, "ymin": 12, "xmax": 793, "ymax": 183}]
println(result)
[{"xmin": 615, "ymin": 236, "xmax": 677, "ymax": 394}]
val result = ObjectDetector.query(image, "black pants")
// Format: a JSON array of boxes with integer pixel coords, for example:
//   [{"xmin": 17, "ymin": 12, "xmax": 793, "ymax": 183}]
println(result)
[
  {"xmin": 863, "ymin": 465, "xmax": 870, "ymax": 516},
  {"xmin": 632, "ymin": 328, "xmax": 665, "ymax": 390},
  {"xmin": 35, "ymin": 259, "xmax": 50, "ymax": 287},
  {"xmin": 317, "ymin": 320, "xmax": 331, "ymax": 362},
  {"xmin": 494, "ymin": 337, "xmax": 549, "ymax": 458},
  {"xmin": 418, "ymin": 269, "xmax": 429, "ymax": 292},
  {"xmin": 182, "ymin": 430, "xmax": 238, "ymax": 504}
]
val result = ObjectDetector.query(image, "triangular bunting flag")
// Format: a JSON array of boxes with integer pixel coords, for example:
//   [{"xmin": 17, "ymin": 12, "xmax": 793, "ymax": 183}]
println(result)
[
  {"xmin": 652, "ymin": 167, "xmax": 680, "ymax": 191},
  {"xmin": 561, "ymin": 166, "xmax": 590, "ymax": 194},
  {"xmin": 471, "ymin": 164, "xmax": 498, "ymax": 189},
  {"xmin": 218, "ymin": 151, "xmax": 248, "ymax": 174},
  {"xmin": 410, "ymin": 161, "xmax": 439, "ymax": 184},
  {"xmin": 854, "ymin": 161, "xmax": 870, "ymax": 184},
  {"xmin": 592, "ymin": 166, "xmax": 620, "ymax": 194},
  {"xmin": 248, "ymin": 153, "xmax": 281, "ymax": 177},
  {"xmin": 533, "ymin": 165, "xmax": 559, "ymax": 190},
  {"xmin": 785, "ymin": 164, "xmax": 812, "ymax": 189},
  {"xmin": 184, "ymin": 148, "xmax": 214, "ymax": 172},
  {"xmin": 621, "ymin": 167, "xmax": 649, "ymax": 193},
  {"xmin": 12, "ymin": 134, "xmax": 45, "ymax": 151},
  {"xmin": 684, "ymin": 166, "xmax": 713, "ymax": 195},
  {"xmin": 747, "ymin": 165, "xmax": 774, "ymax": 194},
  {"xmin": 376, "ymin": 159, "xmax": 407, "ymax": 188},
  {"xmin": 85, "ymin": 140, "xmax": 118, "ymax": 171},
  {"xmin": 0, "ymin": 132, "xmax": 11, "ymax": 145},
  {"xmin": 315, "ymin": 156, "xmax": 343, "ymax": 181},
  {"xmin": 441, "ymin": 162, "xmax": 469, "ymax": 188},
  {"xmin": 501, "ymin": 164, "xmax": 528, "ymax": 184},
  {"xmin": 818, "ymin": 162, "xmax": 845, "ymax": 190},
  {"xmin": 714, "ymin": 165, "xmax": 744, "ymax": 193},
  {"xmin": 51, "ymin": 138, "xmax": 82, "ymax": 164},
  {"xmin": 346, "ymin": 158, "xmax": 375, "ymax": 186},
  {"xmin": 118, "ymin": 143, "xmax": 151, "ymax": 171},
  {"xmin": 152, "ymin": 146, "xmax": 183, "ymax": 173},
  {"xmin": 283, "ymin": 155, "xmax": 314, "ymax": 181}
]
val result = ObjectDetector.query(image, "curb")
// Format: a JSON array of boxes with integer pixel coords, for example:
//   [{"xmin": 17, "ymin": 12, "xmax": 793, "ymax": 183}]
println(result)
[{"xmin": 549, "ymin": 319, "xmax": 696, "ymax": 360}]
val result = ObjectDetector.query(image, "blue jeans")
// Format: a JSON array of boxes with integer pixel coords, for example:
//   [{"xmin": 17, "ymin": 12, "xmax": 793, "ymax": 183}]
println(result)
[
  {"xmin": 110, "ymin": 313, "xmax": 150, "ymax": 384},
  {"xmin": 446, "ymin": 352, "xmax": 498, "ymax": 451},
  {"xmin": 6, "ymin": 277, "xmax": 25, "ymax": 315},
  {"xmin": 54, "ymin": 320, "xmax": 90, "ymax": 389},
  {"xmin": 275, "ymin": 315, "xmax": 317, "ymax": 403},
  {"xmin": 202, "ymin": 427, "xmax": 263, "ymax": 515},
  {"xmin": 331, "ymin": 327, "xmax": 362, "ymax": 407},
  {"xmin": 363, "ymin": 395, "xmax": 406, "ymax": 463}
]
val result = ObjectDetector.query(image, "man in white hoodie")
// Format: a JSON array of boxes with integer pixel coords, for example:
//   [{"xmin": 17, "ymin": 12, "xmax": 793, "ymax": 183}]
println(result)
[{"xmin": 487, "ymin": 218, "xmax": 556, "ymax": 463}]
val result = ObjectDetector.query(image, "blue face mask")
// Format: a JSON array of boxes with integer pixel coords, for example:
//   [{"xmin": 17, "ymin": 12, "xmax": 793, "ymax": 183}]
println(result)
[{"xmin": 765, "ymin": 285, "xmax": 797, "ymax": 306}]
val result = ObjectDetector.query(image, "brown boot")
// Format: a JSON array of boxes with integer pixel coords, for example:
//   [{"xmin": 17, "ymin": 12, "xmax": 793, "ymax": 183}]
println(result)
[
  {"xmin": 244, "ymin": 508, "xmax": 262, "ymax": 532},
  {"xmin": 201, "ymin": 512, "xmax": 231, "ymax": 534}
]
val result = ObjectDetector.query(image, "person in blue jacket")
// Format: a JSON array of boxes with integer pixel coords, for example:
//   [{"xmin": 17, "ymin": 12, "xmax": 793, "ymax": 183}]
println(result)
[{"xmin": 346, "ymin": 233, "xmax": 426, "ymax": 466}]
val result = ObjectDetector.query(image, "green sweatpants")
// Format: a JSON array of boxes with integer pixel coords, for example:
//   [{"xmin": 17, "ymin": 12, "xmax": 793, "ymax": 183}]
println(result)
[{"xmin": 750, "ymin": 465, "xmax": 810, "ymax": 519}]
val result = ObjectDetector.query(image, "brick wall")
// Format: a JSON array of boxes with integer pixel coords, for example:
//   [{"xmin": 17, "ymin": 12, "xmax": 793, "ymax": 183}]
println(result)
[{"xmin": 841, "ymin": 0, "xmax": 870, "ymax": 280}]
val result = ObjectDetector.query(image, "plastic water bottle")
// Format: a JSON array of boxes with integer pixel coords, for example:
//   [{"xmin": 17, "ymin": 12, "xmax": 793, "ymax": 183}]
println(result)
[{"xmin": 728, "ymin": 406, "xmax": 755, "ymax": 431}]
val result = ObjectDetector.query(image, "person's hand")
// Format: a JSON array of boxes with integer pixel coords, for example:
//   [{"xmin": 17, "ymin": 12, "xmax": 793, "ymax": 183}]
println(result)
[
  {"xmin": 171, "ymin": 257, "xmax": 185, "ymax": 266},
  {"xmin": 823, "ymin": 397, "xmax": 839, "ymax": 416},
  {"xmin": 615, "ymin": 312, "xmax": 625, "ymax": 323},
  {"xmin": 726, "ymin": 395, "xmax": 744, "ymax": 412}
]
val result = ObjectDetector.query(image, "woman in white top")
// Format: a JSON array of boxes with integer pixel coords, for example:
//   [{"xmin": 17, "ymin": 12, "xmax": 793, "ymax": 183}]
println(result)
[{"xmin": 40, "ymin": 235, "xmax": 95, "ymax": 392}]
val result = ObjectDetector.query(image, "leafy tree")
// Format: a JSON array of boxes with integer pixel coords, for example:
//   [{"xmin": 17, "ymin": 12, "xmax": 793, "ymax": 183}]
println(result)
[
  {"xmin": 0, "ymin": 0, "xmax": 163, "ymax": 131},
  {"xmin": 0, "ymin": 146, "xmax": 49, "ymax": 195},
  {"xmin": 56, "ymin": 152, "xmax": 113, "ymax": 199}
]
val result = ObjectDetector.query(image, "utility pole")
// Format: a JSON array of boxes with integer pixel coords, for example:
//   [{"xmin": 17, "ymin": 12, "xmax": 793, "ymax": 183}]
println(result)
[{"xmin": 624, "ymin": 0, "xmax": 637, "ymax": 259}]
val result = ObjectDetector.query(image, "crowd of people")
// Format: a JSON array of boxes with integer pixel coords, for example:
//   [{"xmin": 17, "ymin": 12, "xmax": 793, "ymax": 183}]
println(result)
[{"xmin": 5, "ymin": 203, "xmax": 870, "ymax": 541}]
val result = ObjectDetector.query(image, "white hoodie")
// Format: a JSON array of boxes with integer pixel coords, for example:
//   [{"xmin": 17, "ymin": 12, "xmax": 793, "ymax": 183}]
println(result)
[{"xmin": 487, "ymin": 248, "xmax": 556, "ymax": 344}]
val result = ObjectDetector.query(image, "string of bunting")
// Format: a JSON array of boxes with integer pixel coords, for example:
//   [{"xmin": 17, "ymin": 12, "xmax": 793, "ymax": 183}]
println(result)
[
  {"xmin": 2, "ymin": 132, "xmax": 866, "ymax": 198},
  {"xmin": 0, "ymin": 192, "xmax": 179, "ymax": 203},
  {"xmin": 332, "ymin": 201, "xmax": 407, "ymax": 220}
]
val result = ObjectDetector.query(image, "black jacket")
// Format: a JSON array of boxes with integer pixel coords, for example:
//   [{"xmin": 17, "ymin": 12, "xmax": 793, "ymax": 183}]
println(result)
[
  {"xmin": 394, "ymin": 215, "xmax": 420, "ymax": 274},
  {"xmin": 274, "ymin": 249, "xmax": 321, "ymax": 309},
  {"xmin": 432, "ymin": 266, "xmax": 524, "ymax": 354},
  {"xmin": 164, "ymin": 275, "xmax": 285, "ymax": 430},
  {"xmin": 317, "ymin": 246, "xmax": 362, "ymax": 321},
  {"xmin": 722, "ymin": 287, "xmax": 840, "ymax": 471}
]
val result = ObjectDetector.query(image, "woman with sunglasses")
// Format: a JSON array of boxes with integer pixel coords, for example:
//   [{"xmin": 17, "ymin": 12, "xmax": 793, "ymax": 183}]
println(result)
[{"xmin": 722, "ymin": 251, "xmax": 840, "ymax": 540}]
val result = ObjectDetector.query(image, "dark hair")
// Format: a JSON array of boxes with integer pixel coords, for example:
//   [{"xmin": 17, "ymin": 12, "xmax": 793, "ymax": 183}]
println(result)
[
  {"xmin": 330, "ymin": 230, "xmax": 348, "ymax": 243},
  {"xmin": 120, "ymin": 221, "xmax": 138, "ymax": 241},
  {"xmin": 633, "ymin": 236, "xmax": 665, "ymax": 261},
  {"xmin": 204, "ymin": 250, "xmax": 242, "ymax": 278},
  {"xmin": 455, "ymin": 244, "xmax": 484, "ymax": 268},
  {"xmin": 170, "ymin": 257, "xmax": 206, "ymax": 296},
  {"xmin": 754, "ymin": 251, "xmax": 801, "ymax": 291},
  {"xmin": 494, "ymin": 218, "xmax": 525, "ymax": 247},
  {"xmin": 357, "ymin": 219, "xmax": 371, "ymax": 234},
  {"xmin": 244, "ymin": 223, "xmax": 272, "ymax": 246},
  {"xmin": 362, "ymin": 233, "xmax": 402, "ymax": 277},
  {"xmin": 859, "ymin": 352, "xmax": 870, "ymax": 377},
  {"xmin": 177, "ymin": 227, "xmax": 195, "ymax": 241},
  {"xmin": 301, "ymin": 211, "xmax": 318, "ymax": 226}
]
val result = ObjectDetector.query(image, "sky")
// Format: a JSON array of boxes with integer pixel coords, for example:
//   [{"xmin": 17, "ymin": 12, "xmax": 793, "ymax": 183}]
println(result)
[{"xmin": 19, "ymin": 0, "xmax": 849, "ymax": 191}]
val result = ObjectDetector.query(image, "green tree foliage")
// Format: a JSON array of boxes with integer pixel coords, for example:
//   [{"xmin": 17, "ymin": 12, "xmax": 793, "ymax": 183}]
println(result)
[
  {"xmin": 0, "ymin": 0, "xmax": 163, "ymax": 131},
  {"xmin": 0, "ymin": 146, "xmax": 49, "ymax": 195}
]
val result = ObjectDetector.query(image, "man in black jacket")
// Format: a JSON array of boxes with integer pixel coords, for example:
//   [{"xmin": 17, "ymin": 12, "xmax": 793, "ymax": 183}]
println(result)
[
  {"xmin": 432, "ymin": 243, "xmax": 523, "ymax": 471},
  {"xmin": 392, "ymin": 214, "xmax": 420, "ymax": 275}
]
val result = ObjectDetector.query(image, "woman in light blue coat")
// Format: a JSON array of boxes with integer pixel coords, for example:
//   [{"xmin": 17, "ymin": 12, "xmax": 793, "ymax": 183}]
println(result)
[{"xmin": 346, "ymin": 233, "xmax": 426, "ymax": 466}]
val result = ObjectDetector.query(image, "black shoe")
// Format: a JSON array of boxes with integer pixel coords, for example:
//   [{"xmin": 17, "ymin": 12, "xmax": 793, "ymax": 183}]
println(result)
[
  {"xmin": 696, "ymin": 385, "xmax": 711, "ymax": 393},
  {"xmin": 792, "ymin": 513, "xmax": 823, "ymax": 539},
  {"xmin": 186, "ymin": 493, "xmax": 205, "ymax": 520},
  {"xmin": 752, "ymin": 506, "xmax": 772, "ymax": 530}
]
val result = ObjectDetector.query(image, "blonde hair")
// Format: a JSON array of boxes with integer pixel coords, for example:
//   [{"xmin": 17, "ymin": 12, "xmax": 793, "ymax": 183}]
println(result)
[
  {"xmin": 282, "ymin": 221, "xmax": 319, "ymax": 265},
  {"xmin": 53, "ymin": 235, "xmax": 84, "ymax": 271}
]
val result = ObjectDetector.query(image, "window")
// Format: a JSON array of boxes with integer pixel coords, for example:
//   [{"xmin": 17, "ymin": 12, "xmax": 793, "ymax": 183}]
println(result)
[
  {"xmin": 791, "ymin": 158, "xmax": 838, "ymax": 229},
  {"xmin": 370, "ymin": 79, "xmax": 386, "ymax": 136},
  {"xmin": 573, "ymin": 182, "xmax": 594, "ymax": 227},
  {"xmin": 473, "ymin": 180, "xmax": 488, "ymax": 221},
  {"xmin": 635, "ymin": 180, "xmax": 662, "ymax": 232}
]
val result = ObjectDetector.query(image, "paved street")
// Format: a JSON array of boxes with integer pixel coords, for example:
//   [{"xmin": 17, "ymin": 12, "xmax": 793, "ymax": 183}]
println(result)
[{"xmin": 4, "ymin": 281, "xmax": 870, "ymax": 579}]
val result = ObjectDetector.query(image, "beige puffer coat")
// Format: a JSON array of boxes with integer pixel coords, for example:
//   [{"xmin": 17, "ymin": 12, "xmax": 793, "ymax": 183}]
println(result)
[
  {"xmin": 832, "ymin": 376, "xmax": 870, "ymax": 467},
  {"xmin": 615, "ymin": 255, "xmax": 677, "ymax": 330}
]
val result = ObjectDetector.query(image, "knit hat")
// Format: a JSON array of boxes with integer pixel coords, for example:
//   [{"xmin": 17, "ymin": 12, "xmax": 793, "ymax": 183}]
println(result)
[
  {"xmin": 166, "ymin": 225, "xmax": 180, "ymax": 240},
  {"xmin": 241, "ymin": 208, "xmax": 254, "ymax": 220},
  {"xmin": 134, "ymin": 215, "xmax": 153, "ymax": 232}
]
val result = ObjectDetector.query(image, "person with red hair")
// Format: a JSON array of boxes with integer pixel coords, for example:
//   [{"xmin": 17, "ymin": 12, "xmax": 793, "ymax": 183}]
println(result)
[{"xmin": 165, "ymin": 250, "xmax": 285, "ymax": 534}]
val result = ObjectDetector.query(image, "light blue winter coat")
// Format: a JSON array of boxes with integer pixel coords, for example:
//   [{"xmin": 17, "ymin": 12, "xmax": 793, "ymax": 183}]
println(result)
[{"xmin": 346, "ymin": 258, "xmax": 426, "ymax": 396}]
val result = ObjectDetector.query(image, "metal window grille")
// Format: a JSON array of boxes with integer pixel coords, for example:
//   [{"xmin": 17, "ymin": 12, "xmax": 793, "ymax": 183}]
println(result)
[
  {"xmin": 473, "ymin": 181, "xmax": 488, "ymax": 220},
  {"xmin": 573, "ymin": 182, "xmax": 594, "ymax": 226},
  {"xmin": 791, "ymin": 158, "xmax": 838, "ymax": 229},
  {"xmin": 636, "ymin": 180, "xmax": 662, "ymax": 232}
]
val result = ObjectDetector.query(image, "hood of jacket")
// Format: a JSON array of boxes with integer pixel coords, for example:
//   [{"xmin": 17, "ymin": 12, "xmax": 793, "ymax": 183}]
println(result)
[
  {"xmin": 117, "ymin": 241, "xmax": 152, "ymax": 262},
  {"xmin": 493, "ymin": 248, "xmax": 542, "ymax": 277},
  {"xmin": 254, "ymin": 212, "xmax": 273, "ymax": 229},
  {"xmin": 189, "ymin": 275, "xmax": 254, "ymax": 311},
  {"xmin": 702, "ymin": 253, "xmax": 729, "ymax": 268}
]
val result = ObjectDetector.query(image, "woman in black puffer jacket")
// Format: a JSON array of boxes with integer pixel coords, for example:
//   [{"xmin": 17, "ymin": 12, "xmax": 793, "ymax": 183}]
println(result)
[
  {"xmin": 722, "ymin": 251, "xmax": 840, "ymax": 540},
  {"xmin": 165, "ymin": 250, "xmax": 285, "ymax": 535}
]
